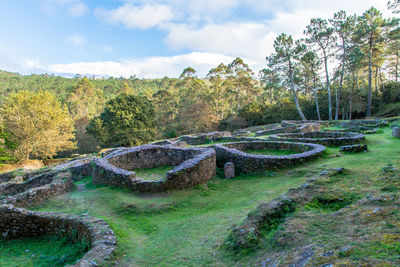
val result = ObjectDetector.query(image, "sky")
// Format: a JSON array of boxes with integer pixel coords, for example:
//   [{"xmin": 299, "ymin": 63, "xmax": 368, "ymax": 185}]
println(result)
[{"xmin": 0, "ymin": 0, "xmax": 395, "ymax": 78}]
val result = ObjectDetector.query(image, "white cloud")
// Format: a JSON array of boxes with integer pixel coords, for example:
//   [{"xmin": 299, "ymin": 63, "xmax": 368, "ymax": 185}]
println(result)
[
  {"xmin": 68, "ymin": 2, "xmax": 87, "ymax": 17},
  {"xmin": 48, "ymin": 52, "xmax": 234, "ymax": 78},
  {"xmin": 95, "ymin": 4, "xmax": 174, "ymax": 29},
  {"xmin": 40, "ymin": 0, "xmax": 88, "ymax": 17},
  {"xmin": 21, "ymin": 59, "xmax": 42, "ymax": 69},
  {"xmin": 67, "ymin": 35, "xmax": 87, "ymax": 47}
]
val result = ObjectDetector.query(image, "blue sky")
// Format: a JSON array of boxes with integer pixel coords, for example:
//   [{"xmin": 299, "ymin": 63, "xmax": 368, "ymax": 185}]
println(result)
[{"xmin": 0, "ymin": 0, "xmax": 393, "ymax": 78}]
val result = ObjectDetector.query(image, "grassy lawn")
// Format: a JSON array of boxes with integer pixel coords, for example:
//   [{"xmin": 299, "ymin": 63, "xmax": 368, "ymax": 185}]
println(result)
[
  {"xmin": 0, "ymin": 235, "xmax": 88, "ymax": 267},
  {"xmin": 24, "ymin": 127, "xmax": 400, "ymax": 266}
]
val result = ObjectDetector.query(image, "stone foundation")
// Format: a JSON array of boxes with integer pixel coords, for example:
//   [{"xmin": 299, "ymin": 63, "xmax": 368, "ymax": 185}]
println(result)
[
  {"xmin": 0, "ymin": 204, "xmax": 116, "ymax": 267},
  {"xmin": 340, "ymin": 144, "xmax": 368, "ymax": 153},
  {"xmin": 92, "ymin": 145, "xmax": 216, "ymax": 192},
  {"xmin": 214, "ymin": 141, "xmax": 325, "ymax": 174},
  {"xmin": 269, "ymin": 131, "xmax": 365, "ymax": 146}
]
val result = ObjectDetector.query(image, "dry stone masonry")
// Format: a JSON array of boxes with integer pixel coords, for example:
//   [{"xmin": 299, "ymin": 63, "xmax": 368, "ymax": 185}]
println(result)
[
  {"xmin": 0, "ymin": 159, "xmax": 117, "ymax": 266},
  {"xmin": 392, "ymin": 127, "xmax": 400, "ymax": 138},
  {"xmin": 92, "ymin": 144, "xmax": 216, "ymax": 192},
  {"xmin": 340, "ymin": 144, "xmax": 368, "ymax": 153},
  {"xmin": 269, "ymin": 131, "xmax": 365, "ymax": 146},
  {"xmin": 0, "ymin": 204, "xmax": 116, "ymax": 267},
  {"xmin": 214, "ymin": 141, "xmax": 325, "ymax": 174}
]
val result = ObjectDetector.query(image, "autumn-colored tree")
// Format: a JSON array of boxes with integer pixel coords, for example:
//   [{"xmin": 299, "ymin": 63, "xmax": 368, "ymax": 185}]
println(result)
[
  {"xmin": 1, "ymin": 90, "xmax": 76, "ymax": 160},
  {"xmin": 67, "ymin": 77, "xmax": 105, "ymax": 153}
]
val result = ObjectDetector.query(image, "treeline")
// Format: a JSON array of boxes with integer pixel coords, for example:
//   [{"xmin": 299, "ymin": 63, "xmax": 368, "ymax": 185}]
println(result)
[{"xmin": 0, "ymin": 6, "xmax": 399, "ymax": 162}]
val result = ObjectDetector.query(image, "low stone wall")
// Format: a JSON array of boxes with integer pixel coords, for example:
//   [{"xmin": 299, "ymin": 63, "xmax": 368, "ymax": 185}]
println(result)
[
  {"xmin": 340, "ymin": 144, "xmax": 368, "ymax": 153},
  {"xmin": 178, "ymin": 131, "xmax": 232, "ymax": 145},
  {"xmin": 254, "ymin": 126, "xmax": 297, "ymax": 136},
  {"xmin": 0, "ymin": 170, "xmax": 59, "ymax": 196},
  {"xmin": 0, "ymin": 172, "xmax": 14, "ymax": 184},
  {"xmin": 214, "ymin": 141, "xmax": 325, "ymax": 174},
  {"xmin": 254, "ymin": 122, "xmax": 321, "ymax": 137},
  {"xmin": 339, "ymin": 119, "xmax": 389, "ymax": 128},
  {"xmin": 0, "ymin": 171, "xmax": 74, "ymax": 207},
  {"xmin": 0, "ymin": 204, "xmax": 116, "ymax": 267},
  {"xmin": 53, "ymin": 156, "xmax": 94, "ymax": 181},
  {"xmin": 269, "ymin": 131, "xmax": 365, "ymax": 146},
  {"xmin": 225, "ymin": 197, "xmax": 296, "ymax": 252},
  {"xmin": 92, "ymin": 145, "xmax": 216, "ymax": 193}
]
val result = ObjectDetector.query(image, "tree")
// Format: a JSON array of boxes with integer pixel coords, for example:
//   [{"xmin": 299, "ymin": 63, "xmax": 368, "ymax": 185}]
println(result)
[
  {"xmin": 357, "ymin": 7, "xmax": 387, "ymax": 117},
  {"xmin": 226, "ymin": 58, "xmax": 259, "ymax": 112},
  {"xmin": 1, "ymin": 90, "xmax": 76, "ymax": 160},
  {"xmin": 207, "ymin": 63, "xmax": 231, "ymax": 119},
  {"xmin": 388, "ymin": 0, "xmax": 400, "ymax": 13},
  {"xmin": 305, "ymin": 18, "xmax": 335, "ymax": 120},
  {"xmin": 268, "ymin": 33, "xmax": 307, "ymax": 121},
  {"xmin": 179, "ymin": 67, "xmax": 197, "ymax": 79},
  {"xmin": 300, "ymin": 50, "xmax": 322, "ymax": 120},
  {"xmin": 347, "ymin": 46, "xmax": 365, "ymax": 120},
  {"xmin": 87, "ymin": 94, "xmax": 156, "ymax": 147},
  {"xmin": 330, "ymin": 11, "xmax": 353, "ymax": 120},
  {"xmin": 386, "ymin": 18, "xmax": 400, "ymax": 82},
  {"xmin": 67, "ymin": 77, "xmax": 105, "ymax": 153}
]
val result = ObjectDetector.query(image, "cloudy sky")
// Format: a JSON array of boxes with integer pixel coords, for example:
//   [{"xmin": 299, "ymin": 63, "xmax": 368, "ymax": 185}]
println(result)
[{"xmin": 0, "ymin": 0, "xmax": 394, "ymax": 78}]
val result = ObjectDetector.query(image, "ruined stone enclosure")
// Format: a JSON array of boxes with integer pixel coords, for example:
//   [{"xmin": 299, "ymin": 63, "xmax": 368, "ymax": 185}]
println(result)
[
  {"xmin": 269, "ymin": 131, "xmax": 365, "ymax": 146},
  {"xmin": 0, "ymin": 166, "xmax": 117, "ymax": 266},
  {"xmin": 92, "ymin": 144, "xmax": 216, "ymax": 193},
  {"xmin": 214, "ymin": 141, "xmax": 326, "ymax": 174}
]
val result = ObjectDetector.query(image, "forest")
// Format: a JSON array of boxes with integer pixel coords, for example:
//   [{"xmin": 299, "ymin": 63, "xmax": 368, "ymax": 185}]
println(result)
[{"xmin": 0, "ymin": 6, "xmax": 399, "ymax": 163}]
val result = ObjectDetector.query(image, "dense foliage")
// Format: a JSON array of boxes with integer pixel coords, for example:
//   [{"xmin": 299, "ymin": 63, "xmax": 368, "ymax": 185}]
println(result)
[
  {"xmin": 0, "ymin": 90, "xmax": 75, "ymax": 160},
  {"xmin": 0, "ymin": 6, "xmax": 398, "ymax": 161},
  {"xmin": 87, "ymin": 94, "xmax": 156, "ymax": 147}
]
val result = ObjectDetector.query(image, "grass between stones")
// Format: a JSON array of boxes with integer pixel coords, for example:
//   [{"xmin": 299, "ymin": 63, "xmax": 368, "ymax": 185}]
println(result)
[
  {"xmin": 244, "ymin": 149, "xmax": 300, "ymax": 156},
  {"xmin": 133, "ymin": 165, "xmax": 174, "ymax": 180},
  {"xmin": 0, "ymin": 235, "xmax": 88, "ymax": 267},
  {"xmin": 24, "ymin": 127, "xmax": 400, "ymax": 266}
]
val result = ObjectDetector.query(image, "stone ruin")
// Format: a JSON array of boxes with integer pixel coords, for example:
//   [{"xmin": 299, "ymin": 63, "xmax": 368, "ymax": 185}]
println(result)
[
  {"xmin": 214, "ymin": 141, "xmax": 326, "ymax": 174},
  {"xmin": 269, "ymin": 131, "xmax": 365, "ymax": 146},
  {"xmin": 0, "ymin": 119, "xmax": 386, "ymax": 265},
  {"xmin": 254, "ymin": 122, "xmax": 321, "ymax": 137},
  {"xmin": 0, "ymin": 162, "xmax": 116, "ymax": 266},
  {"xmin": 92, "ymin": 144, "xmax": 216, "ymax": 193}
]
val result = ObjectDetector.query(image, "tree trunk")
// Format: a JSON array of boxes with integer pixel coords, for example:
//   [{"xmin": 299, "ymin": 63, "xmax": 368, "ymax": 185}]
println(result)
[
  {"xmin": 396, "ymin": 55, "xmax": 399, "ymax": 82},
  {"xmin": 379, "ymin": 67, "xmax": 384, "ymax": 95},
  {"xmin": 375, "ymin": 66, "xmax": 378, "ymax": 96},
  {"xmin": 366, "ymin": 38, "xmax": 373, "ymax": 118},
  {"xmin": 289, "ymin": 59, "xmax": 307, "ymax": 121},
  {"xmin": 323, "ymin": 49, "xmax": 332, "ymax": 120},
  {"xmin": 348, "ymin": 71, "xmax": 357, "ymax": 121},
  {"xmin": 335, "ymin": 39, "xmax": 346, "ymax": 121},
  {"xmin": 313, "ymin": 76, "xmax": 321, "ymax": 121}
]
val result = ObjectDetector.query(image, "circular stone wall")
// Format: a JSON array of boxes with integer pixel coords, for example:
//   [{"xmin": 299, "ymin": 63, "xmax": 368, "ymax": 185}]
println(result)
[
  {"xmin": 92, "ymin": 144, "xmax": 216, "ymax": 193},
  {"xmin": 214, "ymin": 141, "xmax": 325, "ymax": 174},
  {"xmin": 269, "ymin": 131, "xmax": 365, "ymax": 146},
  {"xmin": 0, "ymin": 204, "xmax": 116, "ymax": 267}
]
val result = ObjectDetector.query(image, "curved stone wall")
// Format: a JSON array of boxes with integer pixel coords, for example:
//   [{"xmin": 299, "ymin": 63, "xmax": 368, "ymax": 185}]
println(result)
[
  {"xmin": 269, "ymin": 131, "xmax": 365, "ymax": 146},
  {"xmin": 0, "ymin": 204, "xmax": 116, "ymax": 267},
  {"xmin": 214, "ymin": 141, "xmax": 325, "ymax": 174},
  {"xmin": 92, "ymin": 144, "xmax": 216, "ymax": 192}
]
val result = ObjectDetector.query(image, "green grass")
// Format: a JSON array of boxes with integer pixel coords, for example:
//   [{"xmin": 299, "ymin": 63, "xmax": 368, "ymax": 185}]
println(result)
[
  {"xmin": 133, "ymin": 165, "xmax": 174, "ymax": 180},
  {"xmin": 26, "ymin": 127, "xmax": 400, "ymax": 266},
  {"xmin": 244, "ymin": 149, "xmax": 300, "ymax": 156},
  {"xmin": 0, "ymin": 235, "xmax": 88, "ymax": 267}
]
